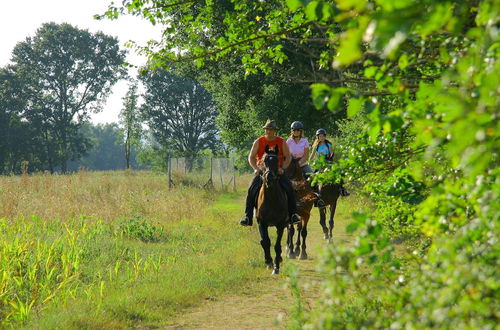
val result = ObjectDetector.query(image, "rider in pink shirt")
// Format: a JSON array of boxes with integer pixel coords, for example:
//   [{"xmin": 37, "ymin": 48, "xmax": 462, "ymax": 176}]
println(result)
[
  {"xmin": 286, "ymin": 121, "xmax": 314, "ymax": 177},
  {"xmin": 286, "ymin": 121, "xmax": 325, "ymax": 206}
]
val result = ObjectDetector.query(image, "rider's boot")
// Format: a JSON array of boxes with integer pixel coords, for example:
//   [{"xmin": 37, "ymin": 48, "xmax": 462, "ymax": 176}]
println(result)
[
  {"xmin": 312, "ymin": 193, "xmax": 326, "ymax": 207},
  {"xmin": 239, "ymin": 215, "xmax": 253, "ymax": 226},
  {"xmin": 312, "ymin": 184, "xmax": 326, "ymax": 207},
  {"xmin": 340, "ymin": 186, "xmax": 350, "ymax": 197}
]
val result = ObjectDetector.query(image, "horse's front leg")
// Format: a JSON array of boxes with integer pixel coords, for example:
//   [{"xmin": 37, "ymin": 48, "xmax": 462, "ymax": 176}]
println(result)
[
  {"xmin": 273, "ymin": 225, "xmax": 285, "ymax": 274},
  {"xmin": 328, "ymin": 202, "xmax": 338, "ymax": 242},
  {"xmin": 295, "ymin": 222, "xmax": 302, "ymax": 254},
  {"xmin": 319, "ymin": 207, "xmax": 329, "ymax": 240},
  {"xmin": 258, "ymin": 222, "xmax": 273, "ymax": 269},
  {"xmin": 287, "ymin": 224, "xmax": 297, "ymax": 259},
  {"xmin": 299, "ymin": 220, "xmax": 308, "ymax": 260}
]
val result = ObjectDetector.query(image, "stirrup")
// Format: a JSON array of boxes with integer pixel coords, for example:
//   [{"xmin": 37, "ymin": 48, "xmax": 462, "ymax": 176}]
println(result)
[
  {"xmin": 341, "ymin": 188, "xmax": 350, "ymax": 197},
  {"xmin": 290, "ymin": 214, "xmax": 300, "ymax": 225}
]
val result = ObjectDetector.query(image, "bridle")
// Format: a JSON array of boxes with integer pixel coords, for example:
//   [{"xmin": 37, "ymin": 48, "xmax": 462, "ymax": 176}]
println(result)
[{"xmin": 262, "ymin": 152, "xmax": 279, "ymax": 187}]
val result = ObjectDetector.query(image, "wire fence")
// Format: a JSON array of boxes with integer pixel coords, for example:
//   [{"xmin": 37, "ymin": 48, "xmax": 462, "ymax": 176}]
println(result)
[{"xmin": 167, "ymin": 157, "xmax": 236, "ymax": 191}]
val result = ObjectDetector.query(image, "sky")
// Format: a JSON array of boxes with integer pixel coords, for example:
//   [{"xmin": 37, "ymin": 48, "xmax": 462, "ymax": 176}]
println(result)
[{"xmin": 0, "ymin": 0, "xmax": 162, "ymax": 124}]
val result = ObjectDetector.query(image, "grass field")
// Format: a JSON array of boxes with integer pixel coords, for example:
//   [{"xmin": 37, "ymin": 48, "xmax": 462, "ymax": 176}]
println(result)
[{"xmin": 0, "ymin": 170, "xmax": 263, "ymax": 328}]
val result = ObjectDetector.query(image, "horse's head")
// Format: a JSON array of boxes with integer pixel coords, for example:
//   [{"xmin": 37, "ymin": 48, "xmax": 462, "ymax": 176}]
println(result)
[{"xmin": 262, "ymin": 145, "xmax": 279, "ymax": 186}]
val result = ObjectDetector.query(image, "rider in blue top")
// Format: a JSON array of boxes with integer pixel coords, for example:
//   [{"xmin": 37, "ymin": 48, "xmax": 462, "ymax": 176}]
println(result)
[
  {"xmin": 309, "ymin": 128, "xmax": 334, "ymax": 161},
  {"xmin": 309, "ymin": 128, "xmax": 350, "ymax": 197}
]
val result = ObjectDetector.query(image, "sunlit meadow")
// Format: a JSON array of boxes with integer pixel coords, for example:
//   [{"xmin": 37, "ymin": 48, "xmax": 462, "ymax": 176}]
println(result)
[{"xmin": 0, "ymin": 170, "xmax": 259, "ymax": 328}]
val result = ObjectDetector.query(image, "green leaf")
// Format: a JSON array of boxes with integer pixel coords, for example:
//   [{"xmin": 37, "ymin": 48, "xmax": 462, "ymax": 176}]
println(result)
[
  {"xmin": 369, "ymin": 122, "xmax": 380, "ymax": 141},
  {"xmin": 286, "ymin": 0, "xmax": 304, "ymax": 11},
  {"xmin": 364, "ymin": 66, "xmax": 378, "ymax": 78},
  {"xmin": 347, "ymin": 97, "xmax": 363, "ymax": 117},
  {"xmin": 346, "ymin": 222, "xmax": 359, "ymax": 233},
  {"xmin": 311, "ymin": 83, "xmax": 331, "ymax": 109},
  {"xmin": 356, "ymin": 239, "xmax": 373, "ymax": 255},
  {"xmin": 398, "ymin": 53, "xmax": 409, "ymax": 69},
  {"xmin": 336, "ymin": 0, "xmax": 367, "ymax": 11},
  {"xmin": 305, "ymin": 1, "xmax": 320, "ymax": 20},
  {"xmin": 334, "ymin": 28, "xmax": 363, "ymax": 67},
  {"xmin": 327, "ymin": 90, "xmax": 342, "ymax": 111}
]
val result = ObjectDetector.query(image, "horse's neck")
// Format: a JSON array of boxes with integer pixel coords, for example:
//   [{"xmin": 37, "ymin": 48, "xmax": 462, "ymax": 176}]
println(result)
[
  {"xmin": 261, "ymin": 180, "xmax": 284, "ymax": 201},
  {"xmin": 290, "ymin": 163, "xmax": 304, "ymax": 182}
]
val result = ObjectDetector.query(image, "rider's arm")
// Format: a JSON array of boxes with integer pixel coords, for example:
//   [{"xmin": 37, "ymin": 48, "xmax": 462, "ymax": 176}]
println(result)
[
  {"xmin": 309, "ymin": 146, "xmax": 316, "ymax": 162},
  {"xmin": 282, "ymin": 141, "xmax": 292, "ymax": 169},
  {"xmin": 328, "ymin": 144, "xmax": 334, "ymax": 159},
  {"xmin": 248, "ymin": 139, "xmax": 260, "ymax": 171}
]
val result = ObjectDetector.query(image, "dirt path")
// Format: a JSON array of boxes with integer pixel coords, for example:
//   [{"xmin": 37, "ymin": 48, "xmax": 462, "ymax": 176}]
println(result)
[{"xmin": 164, "ymin": 200, "xmax": 352, "ymax": 329}]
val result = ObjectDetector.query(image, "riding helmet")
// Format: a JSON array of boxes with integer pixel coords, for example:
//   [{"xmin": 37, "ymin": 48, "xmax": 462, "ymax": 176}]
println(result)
[
  {"xmin": 316, "ymin": 128, "xmax": 327, "ymax": 136},
  {"xmin": 290, "ymin": 121, "xmax": 304, "ymax": 130}
]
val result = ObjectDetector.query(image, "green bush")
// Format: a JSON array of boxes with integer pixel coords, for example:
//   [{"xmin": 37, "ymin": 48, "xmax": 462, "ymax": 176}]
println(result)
[
  {"xmin": 300, "ymin": 211, "xmax": 498, "ymax": 329},
  {"xmin": 117, "ymin": 216, "xmax": 165, "ymax": 243}
]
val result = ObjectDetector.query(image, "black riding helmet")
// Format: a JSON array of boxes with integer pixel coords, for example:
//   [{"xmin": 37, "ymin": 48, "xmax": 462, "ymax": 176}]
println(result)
[
  {"xmin": 316, "ymin": 128, "xmax": 327, "ymax": 136},
  {"xmin": 290, "ymin": 121, "xmax": 304, "ymax": 130}
]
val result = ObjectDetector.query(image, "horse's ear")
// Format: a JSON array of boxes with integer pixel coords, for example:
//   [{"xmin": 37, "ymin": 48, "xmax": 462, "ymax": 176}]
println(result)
[
  {"xmin": 265, "ymin": 145, "xmax": 269, "ymax": 153},
  {"xmin": 275, "ymin": 144, "xmax": 279, "ymax": 154}
]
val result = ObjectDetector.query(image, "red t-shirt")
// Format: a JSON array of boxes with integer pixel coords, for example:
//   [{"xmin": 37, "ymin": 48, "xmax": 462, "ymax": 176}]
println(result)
[{"xmin": 256, "ymin": 136, "xmax": 285, "ymax": 167}]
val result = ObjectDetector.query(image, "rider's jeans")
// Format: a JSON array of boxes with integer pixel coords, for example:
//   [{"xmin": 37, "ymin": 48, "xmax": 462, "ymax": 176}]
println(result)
[{"xmin": 245, "ymin": 174, "xmax": 297, "ymax": 219}]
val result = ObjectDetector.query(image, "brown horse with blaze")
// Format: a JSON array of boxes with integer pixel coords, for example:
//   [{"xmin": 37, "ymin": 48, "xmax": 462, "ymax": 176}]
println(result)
[{"xmin": 256, "ymin": 145, "xmax": 288, "ymax": 274}]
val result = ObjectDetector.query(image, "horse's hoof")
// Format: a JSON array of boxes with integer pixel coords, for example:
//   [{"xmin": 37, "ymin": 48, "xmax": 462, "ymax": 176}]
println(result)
[
  {"xmin": 266, "ymin": 262, "xmax": 274, "ymax": 269},
  {"xmin": 299, "ymin": 253, "xmax": 308, "ymax": 260},
  {"xmin": 272, "ymin": 267, "xmax": 280, "ymax": 275},
  {"xmin": 287, "ymin": 252, "xmax": 297, "ymax": 259},
  {"xmin": 324, "ymin": 234, "xmax": 329, "ymax": 240},
  {"xmin": 328, "ymin": 237, "xmax": 333, "ymax": 243}
]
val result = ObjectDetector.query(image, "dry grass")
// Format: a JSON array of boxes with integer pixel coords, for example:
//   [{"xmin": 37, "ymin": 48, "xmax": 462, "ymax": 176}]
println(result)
[{"xmin": 0, "ymin": 170, "xmax": 228, "ymax": 223}]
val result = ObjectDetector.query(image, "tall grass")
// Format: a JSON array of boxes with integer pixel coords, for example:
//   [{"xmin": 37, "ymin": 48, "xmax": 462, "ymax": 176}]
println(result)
[
  {"xmin": 0, "ymin": 170, "xmax": 258, "ymax": 328},
  {"xmin": 0, "ymin": 170, "xmax": 218, "ymax": 223}
]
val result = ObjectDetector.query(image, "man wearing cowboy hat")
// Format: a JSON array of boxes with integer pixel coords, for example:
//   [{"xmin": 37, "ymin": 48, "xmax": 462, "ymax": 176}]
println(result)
[{"xmin": 239, "ymin": 119, "xmax": 300, "ymax": 226}]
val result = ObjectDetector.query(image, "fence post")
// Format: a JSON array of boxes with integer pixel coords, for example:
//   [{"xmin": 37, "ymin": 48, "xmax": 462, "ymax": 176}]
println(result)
[
  {"xmin": 219, "ymin": 159, "xmax": 224, "ymax": 189},
  {"xmin": 210, "ymin": 157, "xmax": 213, "ymax": 183},
  {"xmin": 168, "ymin": 157, "xmax": 172, "ymax": 190},
  {"xmin": 232, "ymin": 158, "xmax": 236, "ymax": 192}
]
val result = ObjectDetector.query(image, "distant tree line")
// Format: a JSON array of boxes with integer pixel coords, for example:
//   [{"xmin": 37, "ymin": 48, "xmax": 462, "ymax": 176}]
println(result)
[
  {"xmin": 0, "ymin": 22, "xmax": 222, "ymax": 174},
  {"xmin": 67, "ymin": 123, "xmax": 143, "ymax": 171}
]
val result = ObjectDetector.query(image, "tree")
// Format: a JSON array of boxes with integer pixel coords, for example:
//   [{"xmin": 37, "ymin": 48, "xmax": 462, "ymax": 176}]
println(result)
[
  {"xmin": 139, "ymin": 69, "xmax": 219, "ymax": 170},
  {"xmin": 0, "ymin": 66, "xmax": 43, "ymax": 174},
  {"xmin": 119, "ymin": 80, "xmax": 142, "ymax": 169},
  {"xmin": 11, "ymin": 22, "xmax": 126, "ymax": 172}
]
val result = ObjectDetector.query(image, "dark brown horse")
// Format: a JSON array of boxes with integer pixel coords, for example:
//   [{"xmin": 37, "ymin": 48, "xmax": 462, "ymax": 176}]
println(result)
[
  {"xmin": 317, "ymin": 179, "xmax": 341, "ymax": 242},
  {"xmin": 256, "ymin": 145, "xmax": 288, "ymax": 274},
  {"xmin": 285, "ymin": 158, "xmax": 315, "ymax": 260}
]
